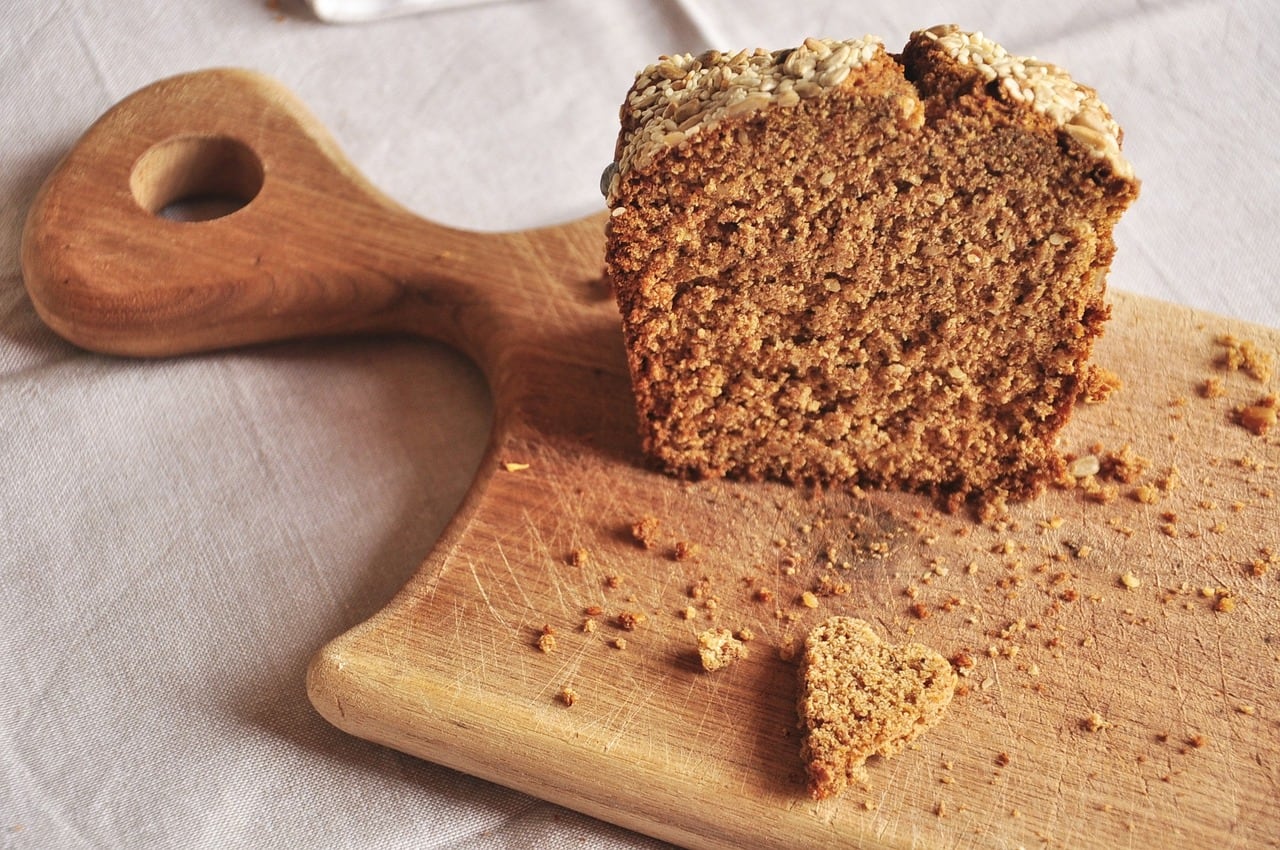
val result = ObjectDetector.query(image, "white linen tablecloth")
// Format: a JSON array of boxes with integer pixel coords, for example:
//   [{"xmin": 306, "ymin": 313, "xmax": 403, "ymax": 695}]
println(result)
[{"xmin": 3, "ymin": 1, "xmax": 1278, "ymax": 847}]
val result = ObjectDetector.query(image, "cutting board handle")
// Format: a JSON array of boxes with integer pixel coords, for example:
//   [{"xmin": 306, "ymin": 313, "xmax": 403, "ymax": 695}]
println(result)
[{"xmin": 19, "ymin": 68, "xmax": 567, "ymax": 364}]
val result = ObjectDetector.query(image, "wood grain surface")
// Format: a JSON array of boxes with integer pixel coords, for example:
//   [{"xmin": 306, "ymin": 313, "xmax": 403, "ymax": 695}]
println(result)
[{"xmin": 22, "ymin": 69, "xmax": 1280, "ymax": 850}]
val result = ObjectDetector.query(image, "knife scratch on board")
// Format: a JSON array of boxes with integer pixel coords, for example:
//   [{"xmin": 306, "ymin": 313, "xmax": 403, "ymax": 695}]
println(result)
[
  {"xmin": 466, "ymin": 555, "xmax": 512, "ymax": 630},
  {"xmin": 521, "ymin": 508, "xmax": 574, "ymax": 616}
]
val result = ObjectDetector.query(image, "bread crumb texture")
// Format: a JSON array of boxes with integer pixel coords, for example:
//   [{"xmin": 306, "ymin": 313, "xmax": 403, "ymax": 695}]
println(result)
[
  {"xmin": 605, "ymin": 26, "xmax": 1139, "ymax": 510},
  {"xmin": 797, "ymin": 616, "xmax": 957, "ymax": 800},
  {"xmin": 697, "ymin": 627, "xmax": 750, "ymax": 671}
]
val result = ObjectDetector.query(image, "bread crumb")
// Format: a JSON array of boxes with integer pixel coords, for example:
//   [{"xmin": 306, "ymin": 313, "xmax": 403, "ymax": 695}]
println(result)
[
  {"xmin": 1132, "ymin": 483, "xmax": 1160, "ymax": 504},
  {"xmin": 1100, "ymin": 444, "xmax": 1150, "ymax": 484},
  {"xmin": 951, "ymin": 652, "xmax": 976, "ymax": 676},
  {"xmin": 537, "ymin": 632, "xmax": 557, "ymax": 653},
  {"xmin": 1119, "ymin": 571, "xmax": 1141, "ymax": 590},
  {"xmin": 995, "ymin": 751, "xmax": 1011, "ymax": 767},
  {"xmin": 1199, "ymin": 377, "xmax": 1226, "ymax": 399},
  {"xmin": 814, "ymin": 574, "xmax": 852, "ymax": 597},
  {"xmin": 1237, "ymin": 705, "xmax": 1256, "ymax": 716},
  {"xmin": 1083, "ymin": 712, "xmax": 1110, "ymax": 732},
  {"xmin": 1083, "ymin": 481, "xmax": 1119, "ymax": 504},
  {"xmin": 1218, "ymin": 334, "xmax": 1274, "ymax": 382},
  {"xmin": 581, "ymin": 617, "xmax": 598, "ymax": 634},
  {"xmin": 630, "ymin": 515, "xmax": 661, "ymax": 548},
  {"xmin": 613, "ymin": 637, "xmax": 628, "ymax": 650},
  {"xmin": 1236, "ymin": 394, "xmax": 1279, "ymax": 436},
  {"xmin": 568, "ymin": 548, "xmax": 591, "ymax": 567},
  {"xmin": 697, "ymin": 627, "xmax": 749, "ymax": 671},
  {"xmin": 617, "ymin": 611, "xmax": 648, "ymax": 630},
  {"xmin": 800, "ymin": 591, "xmax": 820, "ymax": 609},
  {"xmin": 501, "ymin": 461, "xmax": 530, "ymax": 472},
  {"xmin": 673, "ymin": 540, "xmax": 699, "ymax": 561},
  {"xmin": 560, "ymin": 687, "xmax": 579, "ymax": 707}
]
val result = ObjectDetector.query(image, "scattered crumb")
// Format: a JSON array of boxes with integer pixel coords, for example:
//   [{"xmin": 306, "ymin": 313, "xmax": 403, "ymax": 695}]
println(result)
[
  {"xmin": 1218, "ymin": 334, "xmax": 1274, "ymax": 382},
  {"xmin": 569, "ymin": 548, "xmax": 590, "ymax": 567},
  {"xmin": 613, "ymin": 637, "xmax": 628, "ymax": 650},
  {"xmin": 630, "ymin": 515, "xmax": 661, "ymax": 548},
  {"xmin": 814, "ymin": 574, "xmax": 851, "ymax": 597},
  {"xmin": 1083, "ymin": 712, "xmax": 1110, "ymax": 732},
  {"xmin": 581, "ymin": 617, "xmax": 598, "ymax": 634},
  {"xmin": 1237, "ymin": 705, "xmax": 1256, "ymax": 716},
  {"xmin": 1199, "ymin": 377, "xmax": 1226, "ymax": 399},
  {"xmin": 1083, "ymin": 480, "xmax": 1119, "ymax": 504},
  {"xmin": 1132, "ymin": 484, "xmax": 1160, "ymax": 504},
  {"xmin": 605, "ymin": 574, "xmax": 624, "ymax": 589},
  {"xmin": 1119, "ymin": 571, "xmax": 1141, "ymax": 590},
  {"xmin": 560, "ymin": 687, "xmax": 579, "ymax": 707},
  {"xmin": 995, "ymin": 752, "xmax": 1011, "ymax": 767},
  {"xmin": 1100, "ymin": 444, "xmax": 1150, "ymax": 484},
  {"xmin": 697, "ymin": 627, "xmax": 749, "ymax": 671},
  {"xmin": 1236, "ymin": 394, "xmax": 1278, "ymax": 436},
  {"xmin": 673, "ymin": 540, "xmax": 699, "ymax": 561},
  {"xmin": 501, "ymin": 461, "xmax": 530, "ymax": 472},
  {"xmin": 537, "ymin": 630, "xmax": 557, "ymax": 654},
  {"xmin": 617, "ymin": 611, "xmax": 648, "ymax": 630},
  {"xmin": 800, "ymin": 591, "xmax": 820, "ymax": 609}
]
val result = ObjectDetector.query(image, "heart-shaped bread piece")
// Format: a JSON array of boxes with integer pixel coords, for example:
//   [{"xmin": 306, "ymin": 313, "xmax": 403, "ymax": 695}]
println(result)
[
  {"xmin": 605, "ymin": 26, "xmax": 1139, "ymax": 509},
  {"xmin": 797, "ymin": 616, "xmax": 957, "ymax": 800}
]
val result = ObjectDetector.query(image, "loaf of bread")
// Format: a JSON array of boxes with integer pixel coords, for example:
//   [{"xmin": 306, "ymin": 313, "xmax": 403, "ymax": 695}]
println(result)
[
  {"xmin": 797, "ymin": 616, "xmax": 956, "ymax": 800},
  {"xmin": 603, "ymin": 26, "xmax": 1139, "ymax": 508}
]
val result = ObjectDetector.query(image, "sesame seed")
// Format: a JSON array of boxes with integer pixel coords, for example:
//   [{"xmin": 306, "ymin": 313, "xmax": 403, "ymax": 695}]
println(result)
[
  {"xmin": 920, "ymin": 25, "xmax": 1131, "ymax": 178},
  {"xmin": 606, "ymin": 36, "xmax": 884, "ymax": 204}
]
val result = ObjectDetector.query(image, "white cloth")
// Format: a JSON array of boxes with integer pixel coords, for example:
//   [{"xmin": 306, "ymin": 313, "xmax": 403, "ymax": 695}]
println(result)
[{"xmin": 2, "ymin": 1, "xmax": 1277, "ymax": 847}]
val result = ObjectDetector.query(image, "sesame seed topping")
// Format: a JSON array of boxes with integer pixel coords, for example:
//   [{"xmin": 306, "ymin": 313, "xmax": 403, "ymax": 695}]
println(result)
[
  {"xmin": 606, "ymin": 36, "xmax": 885, "ymax": 204},
  {"xmin": 918, "ymin": 25, "xmax": 1133, "ymax": 178},
  {"xmin": 604, "ymin": 27, "xmax": 1133, "ymax": 203}
]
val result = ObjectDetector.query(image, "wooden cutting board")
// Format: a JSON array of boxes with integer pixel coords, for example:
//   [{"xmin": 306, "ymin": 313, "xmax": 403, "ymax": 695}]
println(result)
[{"xmin": 22, "ymin": 69, "xmax": 1279, "ymax": 850}]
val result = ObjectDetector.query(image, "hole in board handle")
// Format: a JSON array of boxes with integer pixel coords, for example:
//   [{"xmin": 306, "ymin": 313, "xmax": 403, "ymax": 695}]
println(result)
[{"xmin": 131, "ymin": 135, "xmax": 264, "ymax": 222}]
